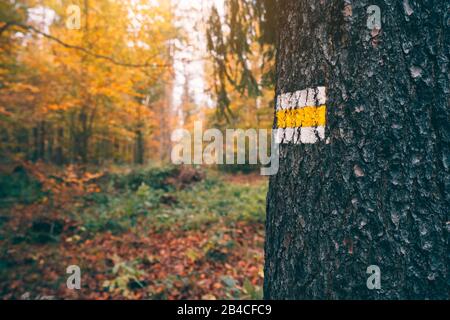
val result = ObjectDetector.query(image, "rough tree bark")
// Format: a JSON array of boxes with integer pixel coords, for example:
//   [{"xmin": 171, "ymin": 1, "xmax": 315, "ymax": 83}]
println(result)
[{"xmin": 264, "ymin": 0, "xmax": 449, "ymax": 299}]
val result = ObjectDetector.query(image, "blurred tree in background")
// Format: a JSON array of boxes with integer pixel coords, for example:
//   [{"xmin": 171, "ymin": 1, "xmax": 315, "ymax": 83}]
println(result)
[{"xmin": 0, "ymin": 0, "xmax": 177, "ymax": 165}]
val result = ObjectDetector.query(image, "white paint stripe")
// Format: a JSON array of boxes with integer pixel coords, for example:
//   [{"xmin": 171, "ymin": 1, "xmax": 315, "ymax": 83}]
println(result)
[
  {"xmin": 276, "ymin": 86, "xmax": 327, "ymax": 110},
  {"xmin": 275, "ymin": 128, "xmax": 284, "ymax": 144},
  {"xmin": 284, "ymin": 128, "xmax": 295, "ymax": 143},
  {"xmin": 274, "ymin": 126, "xmax": 325, "ymax": 144},
  {"xmin": 299, "ymin": 126, "xmax": 325, "ymax": 144},
  {"xmin": 297, "ymin": 90, "xmax": 306, "ymax": 109},
  {"xmin": 317, "ymin": 86, "xmax": 326, "ymax": 105},
  {"xmin": 306, "ymin": 88, "xmax": 316, "ymax": 106}
]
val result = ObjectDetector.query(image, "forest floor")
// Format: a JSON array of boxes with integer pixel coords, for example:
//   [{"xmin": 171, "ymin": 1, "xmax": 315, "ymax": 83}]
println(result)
[{"xmin": 0, "ymin": 163, "xmax": 267, "ymax": 299}]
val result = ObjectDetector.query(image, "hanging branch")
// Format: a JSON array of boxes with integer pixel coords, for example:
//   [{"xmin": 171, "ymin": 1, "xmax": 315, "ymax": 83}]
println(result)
[{"xmin": 0, "ymin": 21, "xmax": 170, "ymax": 69}]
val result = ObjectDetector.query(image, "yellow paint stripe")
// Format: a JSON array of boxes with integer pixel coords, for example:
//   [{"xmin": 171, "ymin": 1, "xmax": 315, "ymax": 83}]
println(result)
[{"xmin": 276, "ymin": 105, "xmax": 326, "ymax": 128}]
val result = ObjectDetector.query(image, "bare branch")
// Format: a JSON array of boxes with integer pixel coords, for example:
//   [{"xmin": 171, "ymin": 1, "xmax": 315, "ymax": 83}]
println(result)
[
  {"xmin": 3, "ymin": 22, "xmax": 171, "ymax": 69},
  {"xmin": 0, "ymin": 23, "xmax": 11, "ymax": 37}
]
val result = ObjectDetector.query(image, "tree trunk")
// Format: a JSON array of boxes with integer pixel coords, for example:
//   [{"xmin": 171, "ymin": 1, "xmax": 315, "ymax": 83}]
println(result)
[
  {"xmin": 134, "ymin": 129, "xmax": 145, "ymax": 165},
  {"xmin": 54, "ymin": 127, "xmax": 64, "ymax": 165},
  {"xmin": 264, "ymin": 0, "xmax": 449, "ymax": 299},
  {"xmin": 76, "ymin": 111, "xmax": 90, "ymax": 163},
  {"xmin": 38, "ymin": 121, "xmax": 46, "ymax": 161},
  {"xmin": 32, "ymin": 126, "xmax": 39, "ymax": 161},
  {"xmin": 32, "ymin": 122, "xmax": 46, "ymax": 162},
  {"xmin": 0, "ymin": 128, "xmax": 9, "ymax": 159},
  {"xmin": 46, "ymin": 124, "xmax": 54, "ymax": 162}
]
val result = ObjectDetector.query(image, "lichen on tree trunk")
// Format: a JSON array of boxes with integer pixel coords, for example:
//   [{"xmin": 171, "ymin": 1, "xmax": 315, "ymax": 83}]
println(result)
[{"xmin": 264, "ymin": 0, "xmax": 449, "ymax": 299}]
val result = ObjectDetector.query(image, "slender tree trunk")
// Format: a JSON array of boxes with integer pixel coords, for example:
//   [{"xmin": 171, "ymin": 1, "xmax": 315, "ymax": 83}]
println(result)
[
  {"xmin": 159, "ymin": 80, "xmax": 173, "ymax": 162},
  {"xmin": 78, "ymin": 111, "xmax": 89, "ymax": 163},
  {"xmin": 0, "ymin": 128, "xmax": 9, "ymax": 159},
  {"xmin": 264, "ymin": 0, "xmax": 449, "ymax": 299},
  {"xmin": 32, "ymin": 122, "xmax": 46, "ymax": 161},
  {"xmin": 39, "ymin": 121, "xmax": 46, "ymax": 160},
  {"xmin": 135, "ymin": 128, "xmax": 144, "ymax": 165},
  {"xmin": 54, "ymin": 127, "xmax": 64, "ymax": 165},
  {"xmin": 46, "ymin": 124, "xmax": 53, "ymax": 162},
  {"xmin": 14, "ymin": 127, "xmax": 28, "ymax": 156},
  {"xmin": 32, "ymin": 126, "xmax": 38, "ymax": 161}
]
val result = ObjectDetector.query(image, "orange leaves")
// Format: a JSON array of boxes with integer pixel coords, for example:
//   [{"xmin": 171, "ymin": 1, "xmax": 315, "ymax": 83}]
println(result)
[
  {"xmin": 0, "ymin": 106, "xmax": 12, "ymax": 117},
  {"xmin": 7, "ymin": 83, "xmax": 40, "ymax": 94},
  {"xmin": 44, "ymin": 99, "xmax": 80, "ymax": 113},
  {"xmin": 14, "ymin": 162, "xmax": 104, "ymax": 211},
  {"xmin": 1, "ymin": 0, "xmax": 178, "ymax": 165},
  {"xmin": 0, "ymin": 163, "xmax": 265, "ymax": 300},
  {"xmin": 2, "ymin": 204, "xmax": 265, "ymax": 299}
]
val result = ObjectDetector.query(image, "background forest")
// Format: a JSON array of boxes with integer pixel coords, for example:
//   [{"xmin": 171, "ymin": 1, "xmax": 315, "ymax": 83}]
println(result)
[{"xmin": 0, "ymin": 0, "xmax": 275, "ymax": 299}]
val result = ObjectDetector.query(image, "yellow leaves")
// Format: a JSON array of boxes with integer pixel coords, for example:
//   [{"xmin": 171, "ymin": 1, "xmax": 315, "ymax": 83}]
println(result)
[
  {"xmin": 41, "ymin": 98, "xmax": 82, "ymax": 114},
  {"xmin": 2, "ymin": 0, "xmax": 177, "ymax": 165},
  {"xmin": 65, "ymin": 235, "xmax": 81, "ymax": 243},
  {"xmin": 8, "ymin": 82, "xmax": 40, "ymax": 94},
  {"xmin": 45, "ymin": 104, "xmax": 61, "ymax": 112},
  {"xmin": 89, "ymin": 86, "xmax": 118, "ymax": 98},
  {"xmin": 185, "ymin": 248, "xmax": 202, "ymax": 262}
]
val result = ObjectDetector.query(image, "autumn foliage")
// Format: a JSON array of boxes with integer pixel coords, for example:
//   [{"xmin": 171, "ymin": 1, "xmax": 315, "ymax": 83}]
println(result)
[
  {"xmin": 0, "ymin": 1, "xmax": 270, "ymax": 300},
  {"xmin": 1, "ymin": 0, "xmax": 177, "ymax": 164}
]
